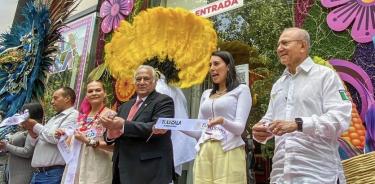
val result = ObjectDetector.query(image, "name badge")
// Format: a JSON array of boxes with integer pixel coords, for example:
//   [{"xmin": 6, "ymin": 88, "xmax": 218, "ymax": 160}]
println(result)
[{"xmin": 155, "ymin": 118, "xmax": 208, "ymax": 131}]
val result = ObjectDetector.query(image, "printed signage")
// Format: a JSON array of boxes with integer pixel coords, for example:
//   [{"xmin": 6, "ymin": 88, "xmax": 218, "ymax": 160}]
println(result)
[
  {"xmin": 192, "ymin": 0, "xmax": 244, "ymax": 18},
  {"xmin": 155, "ymin": 118, "xmax": 208, "ymax": 131}
]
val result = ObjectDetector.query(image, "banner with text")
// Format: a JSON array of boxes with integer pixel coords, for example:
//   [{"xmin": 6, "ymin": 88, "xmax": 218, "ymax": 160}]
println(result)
[
  {"xmin": 155, "ymin": 118, "xmax": 208, "ymax": 131},
  {"xmin": 192, "ymin": 0, "xmax": 244, "ymax": 18}
]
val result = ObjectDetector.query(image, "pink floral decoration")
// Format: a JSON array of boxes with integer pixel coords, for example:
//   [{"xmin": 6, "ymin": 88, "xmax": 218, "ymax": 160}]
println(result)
[
  {"xmin": 100, "ymin": 0, "xmax": 134, "ymax": 33},
  {"xmin": 294, "ymin": 0, "xmax": 314, "ymax": 28},
  {"xmin": 321, "ymin": 0, "xmax": 375, "ymax": 43}
]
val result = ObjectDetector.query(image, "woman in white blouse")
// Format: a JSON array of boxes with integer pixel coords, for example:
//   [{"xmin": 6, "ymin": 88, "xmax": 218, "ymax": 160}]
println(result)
[{"xmin": 189, "ymin": 51, "xmax": 252, "ymax": 183}]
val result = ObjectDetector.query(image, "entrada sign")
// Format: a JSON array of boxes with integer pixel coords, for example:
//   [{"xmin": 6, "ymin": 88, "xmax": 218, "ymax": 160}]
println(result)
[{"xmin": 192, "ymin": 0, "xmax": 244, "ymax": 18}]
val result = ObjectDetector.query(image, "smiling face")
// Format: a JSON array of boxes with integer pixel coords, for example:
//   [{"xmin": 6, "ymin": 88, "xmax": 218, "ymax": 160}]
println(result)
[
  {"xmin": 276, "ymin": 29, "xmax": 308, "ymax": 72},
  {"xmin": 86, "ymin": 81, "xmax": 106, "ymax": 106},
  {"xmin": 134, "ymin": 67, "xmax": 156, "ymax": 98},
  {"xmin": 210, "ymin": 55, "xmax": 228, "ymax": 86}
]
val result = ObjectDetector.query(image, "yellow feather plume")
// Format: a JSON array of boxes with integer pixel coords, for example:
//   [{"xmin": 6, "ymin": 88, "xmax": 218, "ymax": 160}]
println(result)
[{"xmin": 105, "ymin": 7, "xmax": 217, "ymax": 88}]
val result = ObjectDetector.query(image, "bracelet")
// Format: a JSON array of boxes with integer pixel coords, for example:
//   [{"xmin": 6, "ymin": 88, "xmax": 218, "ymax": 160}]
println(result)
[
  {"xmin": 87, "ymin": 139, "xmax": 99, "ymax": 148},
  {"xmin": 93, "ymin": 140, "xmax": 99, "ymax": 148}
]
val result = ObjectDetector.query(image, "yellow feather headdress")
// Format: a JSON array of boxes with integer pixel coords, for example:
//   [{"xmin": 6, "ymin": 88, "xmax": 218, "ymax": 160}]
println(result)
[{"xmin": 104, "ymin": 7, "xmax": 217, "ymax": 88}]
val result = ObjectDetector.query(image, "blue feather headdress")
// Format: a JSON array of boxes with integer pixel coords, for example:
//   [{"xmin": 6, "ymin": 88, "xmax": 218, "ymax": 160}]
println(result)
[{"xmin": 0, "ymin": 0, "xmax": 77, "ymax": 118}]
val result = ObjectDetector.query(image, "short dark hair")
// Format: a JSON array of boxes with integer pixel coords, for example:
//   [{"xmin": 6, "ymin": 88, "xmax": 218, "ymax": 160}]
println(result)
[
  {"xmin": 210, "ymin": 51, "xmax": 240, "ymax": 96},
  {"xmin": 21, "ymin": 102, "xmax": 44, "ymax": 124},
  {"xmin": 61, "ymin": 87, "xmax": 76, "ymax": 105}
]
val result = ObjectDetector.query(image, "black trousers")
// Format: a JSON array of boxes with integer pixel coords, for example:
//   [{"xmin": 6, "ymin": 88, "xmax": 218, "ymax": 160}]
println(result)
[{"xmin": 112, "ymin": 158, "xmax": 121, "ymax": 184}]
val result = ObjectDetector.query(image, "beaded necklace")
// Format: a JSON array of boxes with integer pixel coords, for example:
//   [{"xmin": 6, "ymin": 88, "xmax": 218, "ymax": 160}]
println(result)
[
  {"xmin": 215, "ymin": 89, "xmax": 227, "ymax": 95},
  {"xmin": 79, "ymin": 105, "xmax": 105, "ymax": 132}
]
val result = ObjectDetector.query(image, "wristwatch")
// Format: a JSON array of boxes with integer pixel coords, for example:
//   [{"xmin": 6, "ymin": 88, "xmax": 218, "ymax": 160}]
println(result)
[
  {"xmin": 87, "ymin": 139, "xmax": 99, "ymax": 148},
  {"xmin": 295, "ymin": 118, "xmax": 303, "ymax": 132}
]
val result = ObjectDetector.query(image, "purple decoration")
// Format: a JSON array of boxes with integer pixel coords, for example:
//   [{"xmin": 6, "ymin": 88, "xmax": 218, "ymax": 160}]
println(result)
[
  {"xmin": 95, "ymin": 26, "xmax": 106, "ymax": 66},
  {"xmin": 346, "ymin": 40, "xmax": 375, "ymax": 153},
  {"xmin": 330, "ymin": 59, "xmax": 374, "ymax": 121},
  {"xmin": 338, "ymin": 138, "xmax": 363, "ymax": 160},
  {"xmin": 100, "ymin": 0, "xmax": 134, "ymax": 33},
  {"xmin": 330, "ymin": 60, "xmax": 374, "ymax": 94},
  {"xmin": 365, "ymin": 103, "xmax": 375, "ymax": 152},
  {"xmin": 321, "ymin": 0, "xmax": 375, "ymax": 43},
  {"xmin": 352, "ymin": 43, "xmax": 375, "ymax": 90},
  {"xmin": 294, "ymin": 0, "xmax": 314, "ymax": 28},
  {"xmin": 338, "ymin": 72, "xmax": 369, "ymax": 121}
]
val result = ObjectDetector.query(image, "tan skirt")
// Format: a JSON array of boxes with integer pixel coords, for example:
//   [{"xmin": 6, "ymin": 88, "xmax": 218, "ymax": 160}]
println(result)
[
  {"xmin": 61, "ymin": 137, "xmax": 113, "ymax": 184},
  {"xmin": 193, "ymin": 141, "xmax": 247, "ymax": 184}
]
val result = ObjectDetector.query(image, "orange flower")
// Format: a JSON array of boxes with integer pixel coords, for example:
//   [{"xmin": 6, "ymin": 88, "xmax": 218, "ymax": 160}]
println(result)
[{"xmin": 115, "ymin": 78, "xmax": 135, "ymax": 102}]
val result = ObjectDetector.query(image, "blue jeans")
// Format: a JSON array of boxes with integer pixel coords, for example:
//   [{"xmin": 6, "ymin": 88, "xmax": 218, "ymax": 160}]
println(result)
[{"xmin": 30, "ymin": 168, "xmax": 64, "ymax": 184}]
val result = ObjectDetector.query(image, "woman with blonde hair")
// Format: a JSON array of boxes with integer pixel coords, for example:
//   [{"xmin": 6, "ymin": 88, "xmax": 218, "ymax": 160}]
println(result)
[{"xmin": 60, "ymin": 80, "xmax": 115, "ymax": 183}]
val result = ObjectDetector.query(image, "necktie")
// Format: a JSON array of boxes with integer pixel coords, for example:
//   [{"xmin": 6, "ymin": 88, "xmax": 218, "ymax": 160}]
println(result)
[
  {"xmin": 127, "ymin": 99, "xmax": 143, "ymax": 121},
  {"xmin": 107, "ymin": 99, "xmax": 143, "ymax": 139}
]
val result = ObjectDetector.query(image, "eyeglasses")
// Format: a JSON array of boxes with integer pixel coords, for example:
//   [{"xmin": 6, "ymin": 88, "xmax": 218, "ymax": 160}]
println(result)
[{"xmin": 277, "ymin": 39, "xmax": 303, "ymax": 47}]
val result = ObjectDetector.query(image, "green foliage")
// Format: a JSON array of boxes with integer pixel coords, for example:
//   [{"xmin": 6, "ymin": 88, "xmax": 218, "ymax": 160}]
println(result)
[
  {"xmin": 101, "ymin": 70, "xmax": 116, "ymax": 109},
  {"xmin": 87, "ymin": 63, "xmax": 107, "ymax": 81},
  {"xmin": 44, "ymin": 69, "xmax": 75, "ymax": 119},
  {"xmin": 212, "ymin": 0, "xmax": 293, "ymax": 64},
  {"xmin": 218, "ymin": 40, "xmax": 251, "ymax": 64},
  {"xmin": 128, "ymin": 0, "xmax": 145, "ymax": 22},
  {"xmin": 248, "ymin": 74, "xmax": 277, "ymax": 126},
  {"xmin": 44, "ymin": 47, "xmax": 81, "ymax": 119},
  {"xmin": 243, "ymin": 0, "xmax": 293, "ymax": 62},
  {"xmin": 261, "ymin": 138, "xmax": 275, "ymax": 159},
  {"xmin": 302, "ymin": 0, "xmax": 355, "ymax": 60},
  {"xmin": 312, "ymin": 56, "xmax": 334, "ymax": 69},
  {"xmin": 218, "ymin": 40, "xmax": 270, "ymax": 69}
]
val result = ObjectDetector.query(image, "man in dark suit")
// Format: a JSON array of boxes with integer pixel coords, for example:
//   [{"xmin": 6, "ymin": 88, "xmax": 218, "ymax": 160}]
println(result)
[{"xmin": 100, "ymin": 65, "xmax": 175, "ymax": 184}]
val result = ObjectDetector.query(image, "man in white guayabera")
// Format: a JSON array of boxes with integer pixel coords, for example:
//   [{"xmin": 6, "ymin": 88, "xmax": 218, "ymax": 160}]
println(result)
[{"xmin": 252, "ymin": 27, "xmax": 352, "ymax": 184}]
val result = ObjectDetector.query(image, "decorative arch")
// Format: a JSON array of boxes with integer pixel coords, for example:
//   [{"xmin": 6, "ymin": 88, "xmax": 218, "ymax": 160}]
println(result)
[{"xmin": 330, "ymin": 59, "xmax": 374, "ymax": 121}]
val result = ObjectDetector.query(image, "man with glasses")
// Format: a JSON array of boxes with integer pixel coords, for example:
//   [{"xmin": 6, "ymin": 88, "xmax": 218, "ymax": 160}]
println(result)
[
  {"xmin": 252, "ymin": 28, "xmax": 352, "ymax": 184},
  {"xmin": 100, "ymin": 65, "xmax": 175, "ymax": 184}
]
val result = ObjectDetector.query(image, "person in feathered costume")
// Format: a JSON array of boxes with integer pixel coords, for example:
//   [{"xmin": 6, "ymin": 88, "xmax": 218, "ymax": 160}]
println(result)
[
  {"xmin": 104, "ymin": 7, "xmax": 217, "ymax": 177},
  {"xmin": 0, "ymin": 0, "xmax": 77, "ymax": 147}
]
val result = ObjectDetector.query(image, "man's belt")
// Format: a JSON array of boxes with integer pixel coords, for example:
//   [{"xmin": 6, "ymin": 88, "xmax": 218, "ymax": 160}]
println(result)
[{"xmin": 34, "ymin": 165, "xmax": 65, "ymax": 172}]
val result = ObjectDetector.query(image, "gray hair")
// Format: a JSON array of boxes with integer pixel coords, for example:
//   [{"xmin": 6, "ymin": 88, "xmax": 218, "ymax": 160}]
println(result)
[
  {"xmin": 134, "ymin": 65, "xmax": 158, "ymax": 83},
  {"xmin": 283, "ymin": 27, "xmax": 311, "ymax": 51}
]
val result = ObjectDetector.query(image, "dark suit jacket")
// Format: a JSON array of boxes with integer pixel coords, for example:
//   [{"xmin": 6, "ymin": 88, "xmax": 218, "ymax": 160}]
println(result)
[{"xmin": 112, "ymin": 91, "xmax": 175, "ymax": 184}]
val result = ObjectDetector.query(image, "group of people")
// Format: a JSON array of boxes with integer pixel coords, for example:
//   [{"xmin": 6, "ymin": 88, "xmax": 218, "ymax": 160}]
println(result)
[{"xmin": 0, "ymin": 27, "xmax": 351, "ymax": 184}]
